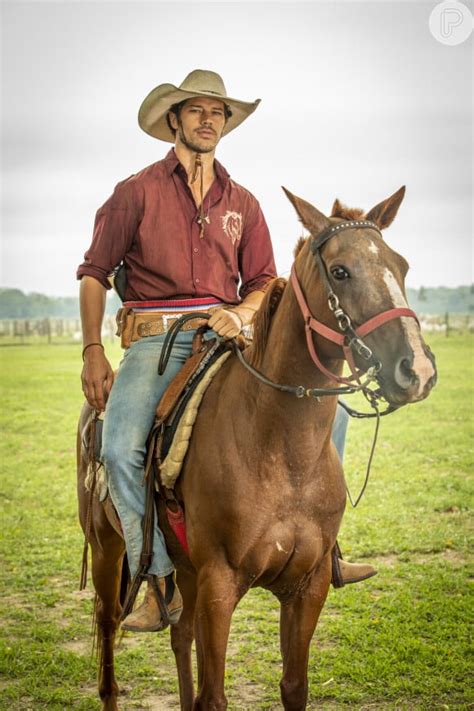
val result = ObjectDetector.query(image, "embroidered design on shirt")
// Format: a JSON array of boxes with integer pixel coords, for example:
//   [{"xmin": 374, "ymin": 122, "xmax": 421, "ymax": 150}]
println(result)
[{"xmin": 221, "ymin": 211, "xmax": 243, "ymax": 245}]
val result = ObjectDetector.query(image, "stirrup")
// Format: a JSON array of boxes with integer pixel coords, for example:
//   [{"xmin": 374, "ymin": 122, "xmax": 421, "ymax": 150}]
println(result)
[
  {"xmin": 331, "ymin": 541, "xmax": 345, "ymax": 589},
  {"xmin": 121, "ymin": 573, "xmax": 180, "ymax": 632},
  {"xmin": 331, "ymin": 541, "xmax": 377, "ymax": 588},
  {"xmin": 120, "ymin": 571, "xmax": 171, "ymax": 628}
]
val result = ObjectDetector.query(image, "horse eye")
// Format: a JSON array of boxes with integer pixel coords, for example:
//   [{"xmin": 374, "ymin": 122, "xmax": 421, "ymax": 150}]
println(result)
[{"xmin": 331, "ymin": 266, "xmax": 350, "ymax": 280}]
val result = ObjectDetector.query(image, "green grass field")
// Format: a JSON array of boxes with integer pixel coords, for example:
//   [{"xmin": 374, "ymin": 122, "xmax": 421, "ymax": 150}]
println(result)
[{"xmin": 0, "ymin": 333, "xmax": 472, "ymax": 710}]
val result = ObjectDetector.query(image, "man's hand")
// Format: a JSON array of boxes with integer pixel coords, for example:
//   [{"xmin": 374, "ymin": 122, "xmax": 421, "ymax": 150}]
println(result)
[
  {"xmin": 81, "ymin": 345, "xmax": 114, "ymax": 412},
  {"xmin": 206, "ymin": 308, "xmax": 243, "ymax": 339},
  {"xmin": 204, "ymin": 291, "xmax": 267, "ymax": 339}
]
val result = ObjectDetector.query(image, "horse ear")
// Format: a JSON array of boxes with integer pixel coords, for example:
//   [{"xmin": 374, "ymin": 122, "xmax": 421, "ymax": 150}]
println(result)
[
  {"xmin": 282, "ymin": 187, "xmax": 330, "ymax": 235},
  {"xmin": 365, "ymin": 186, "xmax": 406, "ymax": 230}
]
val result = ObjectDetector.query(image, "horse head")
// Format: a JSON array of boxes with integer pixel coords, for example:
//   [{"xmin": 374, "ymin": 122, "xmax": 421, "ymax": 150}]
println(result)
[{"xmin": 283, "ymin": 186, "xmax": 437, "ymax": 407}]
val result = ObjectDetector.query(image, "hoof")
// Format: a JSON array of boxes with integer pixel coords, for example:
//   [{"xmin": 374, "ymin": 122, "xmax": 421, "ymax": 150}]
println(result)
[{"xmin": 102, "ymin": 699, "xmax": 119, "ymax": 711}]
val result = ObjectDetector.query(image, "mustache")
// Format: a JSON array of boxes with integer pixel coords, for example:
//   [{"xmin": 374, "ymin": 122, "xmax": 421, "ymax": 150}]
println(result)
[{"xmin": 196, "ymin": 127, "xmax": 216, "ymax": 135}]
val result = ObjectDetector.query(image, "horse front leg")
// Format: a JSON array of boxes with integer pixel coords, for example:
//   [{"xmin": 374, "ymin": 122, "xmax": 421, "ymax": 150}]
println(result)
[
  {"xmin": 279, "ymin": 555, "xmax": 332, "ymax": 711},
  {"xmin": 192, "ymin": 565, "xmax": 243, "ymax": 711},
  {"xmin": 170, "ymin": 568, "xmax": 198, "ymax": 710}
]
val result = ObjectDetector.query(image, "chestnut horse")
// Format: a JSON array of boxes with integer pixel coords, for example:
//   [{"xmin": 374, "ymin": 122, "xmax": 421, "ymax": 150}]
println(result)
[{"xmin": 77, "ymin": 186, "xmax": 436, "ymax": 710}]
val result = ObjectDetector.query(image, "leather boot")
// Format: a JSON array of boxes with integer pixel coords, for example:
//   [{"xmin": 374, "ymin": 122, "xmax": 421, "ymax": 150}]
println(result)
[
  {"xmin": 331, "ymin": 541, "xmax": 377, "ymax": 588},
  {"xmin": 121, "ymin": 574, "xmax": 183, "ymax": 632}
]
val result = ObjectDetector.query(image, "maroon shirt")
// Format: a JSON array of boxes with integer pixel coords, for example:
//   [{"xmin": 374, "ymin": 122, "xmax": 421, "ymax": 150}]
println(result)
[{"xmin": 77, "ymin": 149, "xmax": 276, "ymax": 303}]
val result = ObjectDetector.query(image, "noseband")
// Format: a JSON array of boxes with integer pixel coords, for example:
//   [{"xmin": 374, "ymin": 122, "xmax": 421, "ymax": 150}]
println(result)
[{"xmin": 290, "ymin": 219, "xmax": 419, "ymax": 387}]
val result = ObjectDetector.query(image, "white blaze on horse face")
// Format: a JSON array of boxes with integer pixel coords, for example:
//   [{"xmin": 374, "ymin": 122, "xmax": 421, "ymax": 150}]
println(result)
[
  {"xmin": 368, "ymin": 240, "xmax": 379, "ymax": 255},
  {"xmin": 383, "ymin": 268, "xmax": 435, "ymax": 396}
]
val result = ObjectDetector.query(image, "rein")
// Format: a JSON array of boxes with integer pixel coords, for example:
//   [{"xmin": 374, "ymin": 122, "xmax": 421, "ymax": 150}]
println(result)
[
  {"xmin": 158, "ymin": 218, "xmax": 419, "ymax": 506},
  {"xmin": 229, "ymin": 219, "xmax": 418, "ymax": 418}
]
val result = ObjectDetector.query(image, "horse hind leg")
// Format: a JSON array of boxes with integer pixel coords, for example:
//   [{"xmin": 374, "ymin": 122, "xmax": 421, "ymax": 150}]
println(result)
[
  {"xmin": 90, "ymin": 533, "xmax": 126, "ymax": 711},
  {"xmin": 279, "ymin": 556, "xmax": 332, "ymax": 711},
  {"xmin": 77, "ymin": 415, "xmax": 125, "ymax": 710}
]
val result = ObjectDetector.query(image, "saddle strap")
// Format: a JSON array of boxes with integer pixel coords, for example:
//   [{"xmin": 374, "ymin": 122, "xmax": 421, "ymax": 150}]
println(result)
[
  {"xmin": 155, "ymin": 337, "xmax": 218, "ymax": 423},
  {"xmin": 119, "ymin": 429, "xmax": 171, "ymax": 628},
  {"xmin": 331, "ymin": 541, "xmax": 345, "ymax": 589},
  {"xmin": 80, "ymin": 413, "xmax": 99, "ymax": 591}
]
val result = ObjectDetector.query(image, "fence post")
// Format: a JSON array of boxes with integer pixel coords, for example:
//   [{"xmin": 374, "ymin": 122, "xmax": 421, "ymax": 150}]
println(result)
[
  {"xmin": 445, "ymin": 312, "xmax": 450, "ymax": 337},
  {"xmin": 45, "ymin": 318, "xmax": 52, "ymax": 344}
]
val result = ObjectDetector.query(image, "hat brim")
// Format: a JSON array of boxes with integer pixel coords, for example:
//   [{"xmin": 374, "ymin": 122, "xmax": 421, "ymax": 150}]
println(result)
[{"xmin": 138, "ymin": 83, "xmax": 260, "ymax": 142}]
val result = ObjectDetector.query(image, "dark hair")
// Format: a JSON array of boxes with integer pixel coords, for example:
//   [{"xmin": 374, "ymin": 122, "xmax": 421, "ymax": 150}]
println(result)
[{"xmin": 166, "ymin": 99, "xmax": 233, "ymax": 136}]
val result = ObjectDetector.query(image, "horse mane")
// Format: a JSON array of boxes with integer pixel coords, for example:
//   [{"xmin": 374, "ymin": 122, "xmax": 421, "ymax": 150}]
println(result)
[
  {"xmin": 291, "ymin": 199, "xmax": 366, "ymax": 259},
  {"xmin": 293, "ymin": 236, "xmax": 307, "ymax": 257},
  {"xmin": 331, "ymin": 198, "xmax": 365, "ymax": 220},
  {"xmin": 250, "ymin": 277, "xmax": 287, "ymax": 366},
  {"xmin": 249, "ymin": 197, "xmax": 365, "ymax": 365}
]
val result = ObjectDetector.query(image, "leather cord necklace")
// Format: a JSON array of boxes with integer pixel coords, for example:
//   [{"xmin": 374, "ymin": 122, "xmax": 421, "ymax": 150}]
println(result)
[{"xmin": 191, "ymin": 154, "xmax": 210, "ymax": 240}]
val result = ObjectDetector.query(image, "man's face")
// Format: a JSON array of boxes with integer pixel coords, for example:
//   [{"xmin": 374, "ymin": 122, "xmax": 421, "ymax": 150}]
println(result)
[{"xmin": 170, "ymin": 97, "xmax": 227, "ymax": 153}]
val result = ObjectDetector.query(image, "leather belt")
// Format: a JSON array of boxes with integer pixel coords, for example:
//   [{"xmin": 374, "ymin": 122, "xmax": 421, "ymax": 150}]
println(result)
[{"xmin": 116, "ymin": 306, "xmax": 222, "ymax": 348}]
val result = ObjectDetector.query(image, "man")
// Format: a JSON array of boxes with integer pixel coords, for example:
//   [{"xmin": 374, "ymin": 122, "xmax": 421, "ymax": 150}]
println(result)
[{"xmin": 77, "ymin": 69, "xmax": 375, "ymax": 633}]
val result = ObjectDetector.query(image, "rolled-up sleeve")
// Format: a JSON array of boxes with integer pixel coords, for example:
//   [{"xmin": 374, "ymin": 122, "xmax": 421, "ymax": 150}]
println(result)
[
  {"xmin": 76, "ymin": 177, "xmax": 143, "ymax": 288},
  {"xmin": 238, "ymin": 197, "xmax": 277, "ymax": 300}
]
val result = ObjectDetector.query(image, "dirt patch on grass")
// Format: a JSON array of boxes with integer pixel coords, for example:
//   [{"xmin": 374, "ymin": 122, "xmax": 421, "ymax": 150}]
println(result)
[
  {"xmin": 318, "ymin": 704, "xmax": 397, "ymax": 710},
  {"xmin": 371, "ymin": 553, "xmax": 399, "ymax": 567},
  {"xmin": 123, "ymin": 686, "xmax": 269, "ymax": 710},
  {"xmin": 123, "ymin": 694, "xmax": 180, "ymax": 710},
  {"xmin": 409, "ymin": 549, "xmax": 469, "ymax": 565},
  {"xmin": 372, "ymin": 549, "xmax": 470, "ymax": 566},
  {"xmin": 227, "ymin": 680, "xmax": 270, "ymax": 709},
  {"xmin": 1, "ymin": 592, "xmax": 34, "ymax": 608},
  {"xmin": 442, "ymin": 548, "xmax": 469, "ymax": 564},
  {"xmin": 61, "ymin": 638, "xmax": 90, "ymax": 655}
]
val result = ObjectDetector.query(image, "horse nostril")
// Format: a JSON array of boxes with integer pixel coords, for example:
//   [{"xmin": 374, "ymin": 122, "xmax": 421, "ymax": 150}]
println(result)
[
  {"xmin": 428, "ymin": 372, "xmax": 437, "ymax": 389},
  {"xmin": 395, "ymin": 356, "xmax": 418, "ymax": 390}
]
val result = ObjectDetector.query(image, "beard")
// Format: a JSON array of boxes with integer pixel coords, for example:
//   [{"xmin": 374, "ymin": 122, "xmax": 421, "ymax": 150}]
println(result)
[{"xmin": 177, "ymin": 121, "xmax": 218, "ymax": 154}]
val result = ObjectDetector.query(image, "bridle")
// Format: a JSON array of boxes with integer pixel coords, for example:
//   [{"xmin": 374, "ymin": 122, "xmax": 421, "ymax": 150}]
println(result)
[
  {"xmin": 291, "ymin": 218, "xmax": 419, "ymax": 391},
  {"xmin": 227, "ymin": 218, "xmax": 419, "ymax": 414},
  {"xmin": 160, "ymin": 218, "xmax": 419, "ymax": 409}
]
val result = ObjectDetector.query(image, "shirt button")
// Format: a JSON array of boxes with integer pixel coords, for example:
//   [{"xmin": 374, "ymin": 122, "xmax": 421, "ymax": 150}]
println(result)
[
  {"xmin": 193, "ymin": 247, "xmax": 199, "ymax": 253},
  {"xmin": 195, "ymin": 278, "xmax": 200, "ymax": 283}
]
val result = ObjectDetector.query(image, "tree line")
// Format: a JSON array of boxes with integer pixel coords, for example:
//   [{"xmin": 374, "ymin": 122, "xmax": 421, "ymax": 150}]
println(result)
[
  {"xmin": 0, "ymin": 288, "xmax": 121, "ymax": 319},
  {"xmin": 0, "ymin": 285, "xmax": 472, "ymax": 319}
]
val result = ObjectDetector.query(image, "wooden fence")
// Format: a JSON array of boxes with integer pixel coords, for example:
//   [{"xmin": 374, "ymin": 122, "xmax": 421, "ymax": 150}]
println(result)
[
  {"xmin": 0, "ymin": 313, "xmax": 472, "ymax": 346},
  {"xmin": 418, "ymin": 313, "xmax": 473, "ymax": 335},
  {"xmin": 0, "ymin": 316, "xmax": 117, "ymax": 345}
]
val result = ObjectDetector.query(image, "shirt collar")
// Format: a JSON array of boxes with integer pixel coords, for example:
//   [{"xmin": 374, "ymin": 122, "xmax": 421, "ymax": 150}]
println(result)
[{"xmin": 163, "ymin": 148, "xmax": 230, "ymax": 188}]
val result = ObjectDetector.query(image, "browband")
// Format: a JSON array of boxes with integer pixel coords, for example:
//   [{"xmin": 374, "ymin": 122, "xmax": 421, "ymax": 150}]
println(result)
[{"xmin": 310, "ymin": 219, "xmax": 382, "ymax": 253}]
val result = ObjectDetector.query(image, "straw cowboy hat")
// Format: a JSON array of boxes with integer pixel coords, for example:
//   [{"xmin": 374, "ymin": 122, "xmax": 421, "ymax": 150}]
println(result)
[{"xmin": 138, "ymin": 69, "xmax": 261, "ymax": 142}]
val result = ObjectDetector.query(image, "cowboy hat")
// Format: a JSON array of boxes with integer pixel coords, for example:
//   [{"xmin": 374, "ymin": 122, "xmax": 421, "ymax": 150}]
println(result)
[{"xmin": 138, "ymin": 69, "xmax": 261, "ymax": 142}]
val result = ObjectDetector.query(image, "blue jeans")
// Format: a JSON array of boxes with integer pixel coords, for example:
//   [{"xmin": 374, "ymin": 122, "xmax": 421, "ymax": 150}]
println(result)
[{"xmin": 102, "ymin": 330, "xmax": 350, "ymax": 577}]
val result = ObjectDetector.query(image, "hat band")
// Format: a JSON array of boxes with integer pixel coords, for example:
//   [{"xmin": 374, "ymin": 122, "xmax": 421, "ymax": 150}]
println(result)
[{"xmin": 193, "ymin": 89, "xmax": 223, "ymax": 96}]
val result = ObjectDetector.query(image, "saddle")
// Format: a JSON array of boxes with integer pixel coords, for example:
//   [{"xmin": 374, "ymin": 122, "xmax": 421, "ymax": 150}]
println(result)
[
  {"xmin": 82, "ymin": 330, "xmax": 244, "ymax": 560},
  {"xmin": 155, "ymin": 330, "xmax": 231, "ymax": 465}
]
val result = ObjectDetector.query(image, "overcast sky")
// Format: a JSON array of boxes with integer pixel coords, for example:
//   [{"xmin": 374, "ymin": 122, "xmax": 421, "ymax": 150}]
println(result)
[{"xmin": 1, "ymin": 0, "xmax": 472, "ymax": 297}]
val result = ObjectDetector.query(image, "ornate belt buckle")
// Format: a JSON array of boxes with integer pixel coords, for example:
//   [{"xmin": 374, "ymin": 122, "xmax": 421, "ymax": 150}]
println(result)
[
  {"xmin": 162, "ymin": 313, "xmax": 184, "ymax": 331},
  {"xmin": 137, "ymin": 321, "xmax": 152, "ymax": 337}
]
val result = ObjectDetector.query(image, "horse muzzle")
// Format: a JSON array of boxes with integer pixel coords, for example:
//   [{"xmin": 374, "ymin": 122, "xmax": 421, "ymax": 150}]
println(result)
[{"xmin": 379, "ymin": 344, "xmax": 437, "ymax": 405}]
